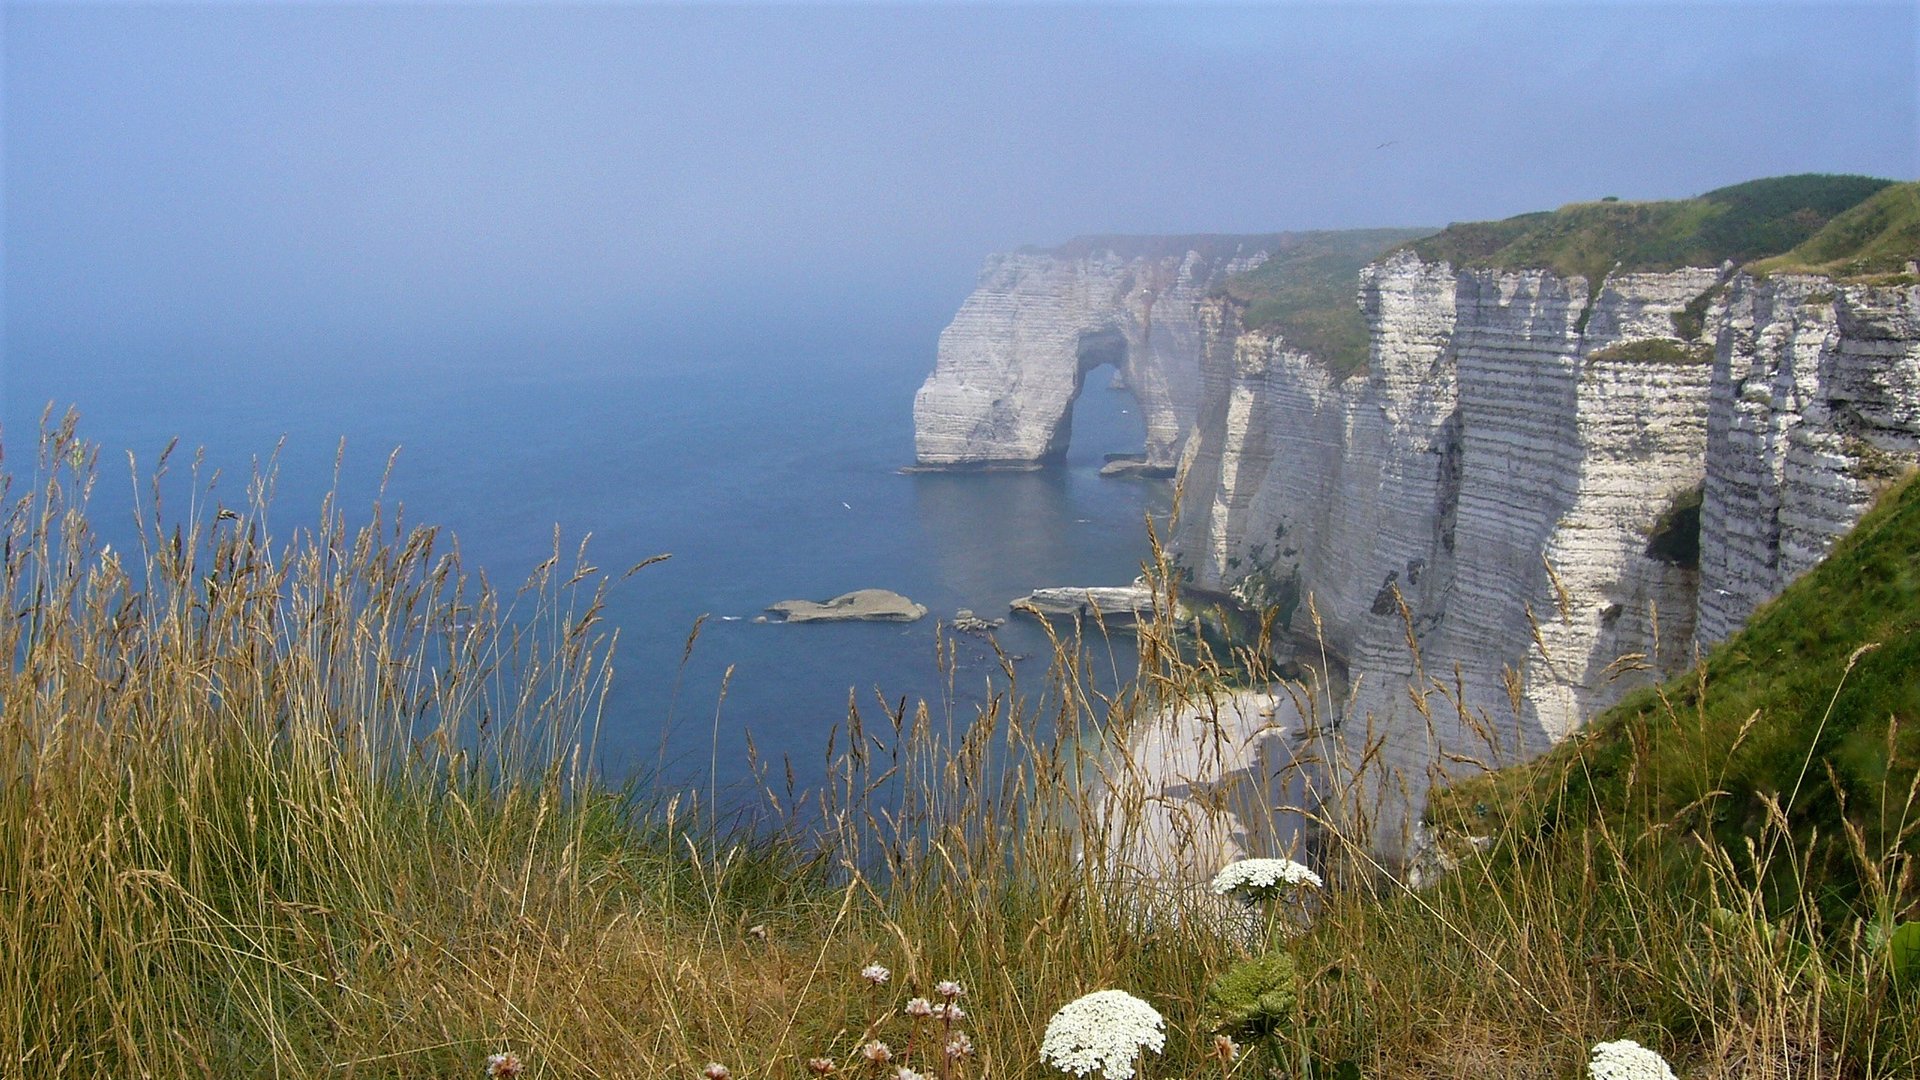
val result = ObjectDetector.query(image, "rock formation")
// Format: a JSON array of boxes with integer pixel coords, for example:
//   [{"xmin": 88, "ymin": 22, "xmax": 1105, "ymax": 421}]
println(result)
[
  {"xmin": 764, "ymin": 589, "xmax": 927, "ymax": 624},
  {"xmin": 1010, "ymin": 583, "xmax": 1169, "ymax": 625},
  {"xmin": 916, "ymin": 179, "xmax": 1920, "ymax": 857},
  {"xmin": 1180, "ymin": 257, "xmax": 1920, "ymax": 853},
  {"xmin": 911, "ymin": 237, "xmax": 1276, "ymax": 470},
  {"xmin": 1697, "ymin": 276, "xmax": 1920, "ymax": 643}
]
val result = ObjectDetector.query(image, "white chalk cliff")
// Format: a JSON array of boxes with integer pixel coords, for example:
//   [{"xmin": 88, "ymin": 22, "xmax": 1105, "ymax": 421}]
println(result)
[
  {"xmin": 1697, "ymin": 275, "xmax": 1920, "ymax": 644},
  {"xmin": 912, "ymin": 239, "xmax": 1272, "ymax": 470},
  {"xmin": 914, "ymin": 213, "xmax": 1920, "ymax": 855}
]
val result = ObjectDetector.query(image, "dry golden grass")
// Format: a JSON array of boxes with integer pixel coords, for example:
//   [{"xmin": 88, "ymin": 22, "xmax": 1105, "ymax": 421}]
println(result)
[{"xmin": 2, "ymin": 413, "xmax": 1915, "ymax": 1078}]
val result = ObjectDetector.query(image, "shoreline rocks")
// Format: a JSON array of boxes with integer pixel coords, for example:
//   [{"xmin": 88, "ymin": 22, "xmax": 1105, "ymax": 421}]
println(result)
[{"xmin": 951, "ymin": 608, "xmax": 1005, "ymax": 635}]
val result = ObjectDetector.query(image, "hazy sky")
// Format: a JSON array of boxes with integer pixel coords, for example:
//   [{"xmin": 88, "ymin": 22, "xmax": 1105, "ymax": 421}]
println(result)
[{"xmin": 4, "ymin": 2, "xmax": 1916, "ymax": 364}]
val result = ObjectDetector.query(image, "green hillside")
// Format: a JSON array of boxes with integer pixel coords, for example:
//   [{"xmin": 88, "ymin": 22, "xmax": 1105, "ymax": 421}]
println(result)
[
  {"xmin": 1408, "ymin": 173, "xmax": 1896, "ymax": 284},
  {"xmin": 1213, "ymin": 227, "xmax": 1433, "ymax": 379},
  {"xmin": 1752, "ymin": 180, "xmax": 1920, "ymax": 281},
  {"xmin": 1433, "ymin": 469, "xmax": 1920, "ymax": 917}
]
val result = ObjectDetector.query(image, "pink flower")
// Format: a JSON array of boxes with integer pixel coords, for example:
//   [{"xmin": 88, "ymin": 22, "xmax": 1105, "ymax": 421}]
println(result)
[
  {"xmin": 904, "ymin": 997, "xmax": 934, "ymax": 1018},
  {"xmin": 704, "ymin": 1064, "xmax": 732, "ymax": 1080},
  {"xmin": 860, "ymin": 1041, "xmax": 893, "ymax": 1065},
  {"xmin": 861, "ymin": 963, "xmax": 892, "ymax": 986},
  {"xmin": 934, "ymin": 980, "xmax": 964, "ymax": 1000},
  {"xmin": 807, "ymin": 1059, "xmax": 837, "ymax": 1075},
  {"xmin": 486, "ymin": 1052, "xmax": 526, "ymax": 1079},
  {"xmin": 945, "ymin": 1033, "xmax": 974, "ymax": 1060}
]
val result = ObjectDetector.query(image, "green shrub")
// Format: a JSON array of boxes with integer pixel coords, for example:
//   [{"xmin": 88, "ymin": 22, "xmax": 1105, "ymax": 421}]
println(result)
[{"xmin": 1589, "ymin": 339, "xmax": 1712, "ymax": 366}]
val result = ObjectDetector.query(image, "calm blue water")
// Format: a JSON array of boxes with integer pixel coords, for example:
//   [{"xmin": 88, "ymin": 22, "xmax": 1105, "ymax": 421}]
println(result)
[{"xmin": 4, "ymin": 315, "xmax": 1169, "ymax": 806}]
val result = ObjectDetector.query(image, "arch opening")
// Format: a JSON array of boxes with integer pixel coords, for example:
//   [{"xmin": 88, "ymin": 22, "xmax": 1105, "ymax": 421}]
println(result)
[{"xmin": 1042, "ymin": 328, "xmax": 1146, "ymax": 467}]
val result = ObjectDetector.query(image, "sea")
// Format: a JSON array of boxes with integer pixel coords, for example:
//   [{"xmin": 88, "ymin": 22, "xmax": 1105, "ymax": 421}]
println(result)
[{"xmin": 3, "ymin": 308, "xmax": 1171, "ymax": 811}]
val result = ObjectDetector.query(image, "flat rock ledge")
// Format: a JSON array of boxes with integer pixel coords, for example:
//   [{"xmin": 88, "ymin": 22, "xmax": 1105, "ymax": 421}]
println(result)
[
  {"xmin": 1010, "ymin": 584, "xmax": 1176, "ymax": 626},
  {"xmin": 1099, "ymin": 453, "xmax": 1177, "ymax": 479},
  {"xmin": 764, "ymin": 589, "xmax": 928, "ymax": 624},
  {"xmin": 898, "ymin": 460, "xmax": 1046, "ymax": 475}
]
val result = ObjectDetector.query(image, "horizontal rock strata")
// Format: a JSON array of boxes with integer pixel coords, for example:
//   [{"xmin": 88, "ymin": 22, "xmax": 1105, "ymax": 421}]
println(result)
[{"xmin": 920, "ymin": 233, "xmax": 1920, "ymax": 860}]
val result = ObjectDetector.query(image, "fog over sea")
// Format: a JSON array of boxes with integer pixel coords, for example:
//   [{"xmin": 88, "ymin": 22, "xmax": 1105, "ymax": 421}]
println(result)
[{"xmin": 5, "ymin": 309, "xmax": 1169, "ymax": 806}]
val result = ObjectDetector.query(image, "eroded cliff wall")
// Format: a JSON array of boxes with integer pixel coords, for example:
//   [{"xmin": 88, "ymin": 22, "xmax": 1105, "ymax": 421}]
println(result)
[
  {"xmin": 1171, "ymin": 255, "xmax": 1721, "ymax": 845},
  {"xmin": 1697, "ymin": 277, "xmax": 1920, "ymax": 643},
  {"xmin": 913, "ymin": 182, "xmax": 1919, "ymax": 855},
  {"xmin": 1173, "ymin": 260, "xmax": 1920, "ymax": 852}
]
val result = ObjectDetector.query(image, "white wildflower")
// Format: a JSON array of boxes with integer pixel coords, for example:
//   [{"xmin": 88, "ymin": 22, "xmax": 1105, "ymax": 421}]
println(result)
[
  {"xmin": 485, "ymin": 1053, "xmax": 526, "ymax": 1079},
  {"xmin": 703, "ymin": 1065, "xmax": 731, "ymax": 1080},
  {"xmin": 1209, "ymin": 858, "xmax": 1323, "ymax": 898},
  {"xmin": 935, "ymin": 979, "xmax": 965, "ymax": 1000},
  {"xmin": 862, "ymin": 963, "xmax": 892, "ymax": 986},
  {"xmin": 1211, "ymin": 1034, "xmax": 1237, "ymax": 1062},
  {"xmin": 904, "ymin": 996, "xmax": 934, "ymax": 1018},
  {"xmin": 1588, "ymin": 1039, "xmax": 1677, "ymax": 1080},
  {"xmin": 1039, "ymin": 989, "xmax": 1166, "ymax": 1080}
]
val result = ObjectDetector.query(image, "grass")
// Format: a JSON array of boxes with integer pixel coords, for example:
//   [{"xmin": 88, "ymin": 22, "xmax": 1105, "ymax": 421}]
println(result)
[
  {"xmin": 1432, "ymin": 471, "xmax": 1920, "ymax": 923},
  {"xmin": 6, "ymin": 412, "xmax": 1919, "ymax": 1078},
  {"xmin": 1212, "ymin": 229, "xmax": 1433, "ymax": 381},
  {"xmin": 1407, "ymin": 174, "xmax": 1896, "ymax": 283},
  {"xmin": 1751, "ymin": 182, "xmax": 1920, "ymax": 281},
  {"xmin": 1586, "ymin": 339, "xmax": 1712, "ymax": 367}
]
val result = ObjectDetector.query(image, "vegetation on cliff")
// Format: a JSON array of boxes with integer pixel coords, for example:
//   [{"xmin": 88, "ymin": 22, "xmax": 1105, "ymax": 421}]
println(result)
[
  {"xmin": 1407, "ymin": 173, "xmax": 1896, "ymax": 283},
  {"xmin": 1752, "ymin": 181, "xmax": 1920, "ymax": 281},
  {"xmin": 1212, "ymin": 227, "xmax": 1431, "ymax": 380},
  {"xmin": 1432, "ymin": 470, "xmax": 1920, "ymax": 920}
]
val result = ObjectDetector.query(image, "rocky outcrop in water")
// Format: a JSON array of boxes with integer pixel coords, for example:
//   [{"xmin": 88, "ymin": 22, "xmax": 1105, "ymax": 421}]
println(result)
[
  {"xmin": 764, "ymin": 590, "xmax": 927, "ymax": 624},
  {"xmin": 1010, "ymin": 584, "xmax": 1167, "ymax": 625}
]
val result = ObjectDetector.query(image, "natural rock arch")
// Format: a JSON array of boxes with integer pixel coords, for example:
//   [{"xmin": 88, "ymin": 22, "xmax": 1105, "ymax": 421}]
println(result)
[
  {"xmin": 912, "ymin": 243, "xmax": 1271, "ymax": 472},
  {"xmin": 1039, "ymin": 327, "xmax": 1135, "ymax": 463}
]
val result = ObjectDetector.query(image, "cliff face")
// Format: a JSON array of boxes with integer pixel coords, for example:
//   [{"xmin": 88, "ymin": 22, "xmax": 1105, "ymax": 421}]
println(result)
[
  {"xmin": 1697, "ymin": 277, "xmax": 1920, "ymax": 643},
  {"xmin": 911, "ymin": 241, "xmax": 1271, "ymax": 470},
  {"xmin": 911, "ymin": 181, "xmax": 1919, "ymax": 855},
  {"xmin": 1171, "ymin": 255, "xmax": 1721, "ymax": 843}
]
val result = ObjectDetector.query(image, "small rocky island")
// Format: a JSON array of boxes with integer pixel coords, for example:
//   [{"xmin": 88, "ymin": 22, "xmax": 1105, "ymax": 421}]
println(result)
[{"xmin": 761, "ymin": 589, "xmax": 927, "ymax": 624}]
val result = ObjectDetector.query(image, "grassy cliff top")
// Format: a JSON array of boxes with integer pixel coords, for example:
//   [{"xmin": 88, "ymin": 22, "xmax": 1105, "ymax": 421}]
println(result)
[
  {"xmin": 1212, "ymin": 227, "xmax": 1434, "ymax": 380},
  {"xmin": 1431, "ymin": 468, "xmax": 1920, "ymax": 918},
  {"xmin": 1406, "ymin": 173, "xmax": 1897, "ymax": 283},
  {"xmin": 1751, "ymin": 180, "xmax": 1920, "ymax": 280}
]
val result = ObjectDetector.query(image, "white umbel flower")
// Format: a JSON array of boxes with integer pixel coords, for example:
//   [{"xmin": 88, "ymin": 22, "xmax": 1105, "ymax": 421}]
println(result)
[
  {"xmin": 1040, "ymin": 989, "xmax": 1166, "ymax": 1080},
  {"xmin": 1210, "ymin": 858, "xmax": 1323, "ymax": 897},
  {"xmin": 1588, "ymin": 1039, "xmax": 1677, "ymax": 1080}
]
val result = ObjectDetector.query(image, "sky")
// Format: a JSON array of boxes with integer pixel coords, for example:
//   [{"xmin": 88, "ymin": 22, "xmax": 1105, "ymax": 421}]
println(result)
[{"xmin": 3, "ymin": 1, "xmax": 1917, "ymax": 373}]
